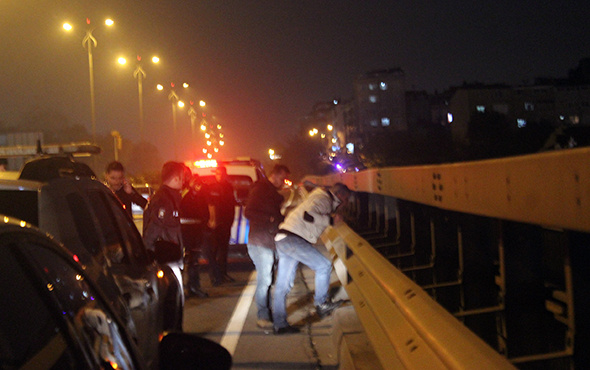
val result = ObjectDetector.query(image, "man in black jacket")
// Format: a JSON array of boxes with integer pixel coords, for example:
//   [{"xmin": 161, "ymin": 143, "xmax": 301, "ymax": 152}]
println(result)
[
  {"xmin": 105, "ymin": 161, "xmax": 148, "ymax": 218},
  {"xmin": 244, "ymin": 164, "xmax": 290, "ymax": 329},
  {"xmin": 143, "ymin": 161, "xmax": 186, "ymax": 329}
]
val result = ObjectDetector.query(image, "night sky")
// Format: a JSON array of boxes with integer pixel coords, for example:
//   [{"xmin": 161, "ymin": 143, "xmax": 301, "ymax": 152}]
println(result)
[{"xmin": 2, "ymin": 1, "xmax": 589, "ymax": 162}]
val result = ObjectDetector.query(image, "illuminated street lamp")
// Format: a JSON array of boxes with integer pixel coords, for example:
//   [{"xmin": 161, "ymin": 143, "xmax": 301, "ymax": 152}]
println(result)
[
  {"xmin": 157, "ymin": 82, "xmax": 187, "ymax": 159},
  {"xmin": 63, "ymin": 18, "xmax": 114, "ymax": 143},
  {"xmin": 118, "ymin": 55, "xmax": 160, "ymax": 140}
]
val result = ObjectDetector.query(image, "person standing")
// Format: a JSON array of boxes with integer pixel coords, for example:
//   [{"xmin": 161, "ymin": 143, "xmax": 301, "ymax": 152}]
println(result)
[
  {"xmin": 180, "ymin": 172, "xmax": 217, "ymax": 298},
  {"xmin": 207, "ymin": 166, "xmax": 238, "ymax": 283},
  {"xmin": 105, "ymin": 161, "xmax": 148, "ymax": 218},
  {"xmin": 244, "ymin": 164, "xmax": 290, "ymax": 329},
  {"xmin": 142, "ymin": 161, "xmax": 186, "ymax": 329},
  {"xmin": 272, "ymin": 183, "xmax": 351, "ymax": 334}
]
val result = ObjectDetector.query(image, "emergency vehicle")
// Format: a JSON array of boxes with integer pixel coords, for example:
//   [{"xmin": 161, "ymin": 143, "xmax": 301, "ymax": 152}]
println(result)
[{"xmin": 187, "ymin": 158, "xmax": 266, "ymax": 246}]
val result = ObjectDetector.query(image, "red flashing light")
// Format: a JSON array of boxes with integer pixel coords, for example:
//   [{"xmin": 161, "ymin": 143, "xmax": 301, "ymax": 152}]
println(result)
[
  {"xmin": 86, "ymin": 18, "xmax": 91, "ymax": 25},
  {"xmin": 137, "ymin": 55, "xmax": 141, "ymax": 61},
  {"xmin": 193, "ymin": 159, "xmax": 218, "ymax": 168},
  {"xmin": 73, "ymin": 254, "xmax": 80, "ymax": 263}
]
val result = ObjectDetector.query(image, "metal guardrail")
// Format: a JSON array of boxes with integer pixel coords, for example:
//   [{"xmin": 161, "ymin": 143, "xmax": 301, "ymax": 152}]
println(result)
[
  {"xmin": 305, "ymin": 147, "xmax": 590, "ymax": 233},
  {"xmin": 305, "ymin": 148, "xmax": 589, "ymax": 367},
  {"xmin": 322, "ymin": 222, "xmax": 515, "ymax": 369}
]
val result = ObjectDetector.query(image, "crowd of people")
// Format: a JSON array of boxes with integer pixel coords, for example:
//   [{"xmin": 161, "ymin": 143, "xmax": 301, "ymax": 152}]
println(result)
[{"xmin": 104, "ymin": 160, "xmax": 351, "ymax": 335}]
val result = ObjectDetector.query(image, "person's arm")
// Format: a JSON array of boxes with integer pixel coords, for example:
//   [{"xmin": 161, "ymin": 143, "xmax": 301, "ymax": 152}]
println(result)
[
  {"xmin": 129, "ymin": 186, "xmax": 148, "ymax": 209},
  {"xmin": 207, "ymin": 204, "xmax": 216, "ymax": 229}
]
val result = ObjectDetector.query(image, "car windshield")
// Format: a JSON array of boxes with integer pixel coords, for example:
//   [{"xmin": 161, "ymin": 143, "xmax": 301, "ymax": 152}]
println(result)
[{"xmin": 200, "ymin": 175, "xmax": 254, "ymax": 203}]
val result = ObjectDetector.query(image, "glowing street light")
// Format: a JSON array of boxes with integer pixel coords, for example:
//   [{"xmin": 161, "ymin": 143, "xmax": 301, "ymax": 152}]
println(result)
[
  {"xmin": 63, "ymin": 18, "xmax": 114, "ymax": 143},
  {"xmin": 118, "ymin": 55, "xmax": 160, "ymax": 139},
  {"xmin": 157, "ymin": 82, "xmax": 188, "ymax": 159}
]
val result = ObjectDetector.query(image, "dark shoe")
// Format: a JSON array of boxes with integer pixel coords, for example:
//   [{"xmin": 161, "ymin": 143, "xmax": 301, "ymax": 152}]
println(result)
[
  {"xmin": 316, "ymin": 299, "xmax": 344, "ymax": 318},
  {"xmin": 187, "ymin": 287, "xmax": 209, "ymax": 298},
  {"xmin": 273, "ymin": 325, "xmax": 300, "ymax": 335},
  {"xmin": 222, "ymin": 273, "xmax": 235, "ymax": 283}
]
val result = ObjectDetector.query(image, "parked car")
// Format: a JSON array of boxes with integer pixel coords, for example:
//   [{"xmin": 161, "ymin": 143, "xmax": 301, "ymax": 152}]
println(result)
[
  {"xmin": 0, "ymin": 216, "xmax": 231, "ymax": 369},
  {"xmin": 0, "ymin": 155, "xmax": 183, "ymax": 368}
]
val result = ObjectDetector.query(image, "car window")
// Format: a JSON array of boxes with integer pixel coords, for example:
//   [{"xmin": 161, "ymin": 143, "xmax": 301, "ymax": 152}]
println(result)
[
  {"xmin": 0, "ymin": 189, "xmax": 39, "ymax": 225},
  {"xmin": 84, "ymin": 190, "xmax": 130, "ymax": 265},
  {"xmin": 0, "ymin": 235, "xmax": 135, "ymax": 369},
  {"xmin": 89, "ymin": 189, "xmax": 149, "ymax": 265},
  {"xmin": 65, "ymin": 192, "xmax": 103, "ymax": 259},
  {"xmin": 201, "ymin": 175, "xmax": 253, "ymax": 203}
]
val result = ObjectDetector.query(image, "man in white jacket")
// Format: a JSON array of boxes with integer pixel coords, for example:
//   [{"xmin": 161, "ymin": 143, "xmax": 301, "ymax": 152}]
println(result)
[{"xmin": 272, "ymin": 182, "xmax": 351, "ymax": 334}]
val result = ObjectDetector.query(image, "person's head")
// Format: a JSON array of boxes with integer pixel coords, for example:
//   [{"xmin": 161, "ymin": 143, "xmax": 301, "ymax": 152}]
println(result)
[
  {"xmin": 268, "ymin": 164, "xmax": 290, "ymax": 189},
  {"xmin": 105, "ymin": 161, "xmax": 125, "ymax": 191},
  {"xmin": 161, "ymin": 161, "xmax": 186, "ymax": 190},
  {"xmin": 331, "ymin": 182, "xmax": 351, "ymax": 208},
  {"xmin": 214, "ymin": 166, "xmax": 227, "ymax": 182},
  {"xmin": 182, "ymin": 165, "xmax": 193, "ymax": 188}
]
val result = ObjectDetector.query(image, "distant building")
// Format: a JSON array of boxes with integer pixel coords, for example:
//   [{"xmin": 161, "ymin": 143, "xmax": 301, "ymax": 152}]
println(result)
[
  {"xmin": 353, "ymin": 68, "xmax": 407, "ymax": 135},
  {"xmin": 448, "ymin": 83, "xmax": 590, "ymax": 144}
]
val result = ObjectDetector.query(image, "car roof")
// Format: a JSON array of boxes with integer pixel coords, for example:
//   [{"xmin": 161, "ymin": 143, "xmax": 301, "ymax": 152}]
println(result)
[
  {"xmin": 19, "ymin": 155, "xmax": 96, "ymax": 182},
  {"xmin": 0, "ymin": 178, "xmax": 43, "ymax": 190}
]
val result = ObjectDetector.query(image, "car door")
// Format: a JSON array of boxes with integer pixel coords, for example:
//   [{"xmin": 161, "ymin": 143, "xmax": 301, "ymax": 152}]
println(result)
[
  {"xmin": 0, "ymin": 223, "xmax": 142, "ymax": 369},
  {"xmin": 40, "ymin": 177, "xmax": 162, "ymax": 367},
  {"xmin": 78, "ymin": 180, "xmax": 165, "ymax": 366}
]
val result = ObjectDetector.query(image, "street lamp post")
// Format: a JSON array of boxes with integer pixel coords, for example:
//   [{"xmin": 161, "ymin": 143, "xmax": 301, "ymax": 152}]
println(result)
[
  {"xmin": 157, "ymin": 82, "xmax": 187, "ymax": 159},
  {"xmin": 63, "ymin": 18, "xmax": 114, "ymax": 143},
  {"xmin": 188, "ymin": 99, "xmax": 206, "ymax": 142},
  {"xmin": 119, "ymin": 56, "xmax": 159, "ymax": 141}
]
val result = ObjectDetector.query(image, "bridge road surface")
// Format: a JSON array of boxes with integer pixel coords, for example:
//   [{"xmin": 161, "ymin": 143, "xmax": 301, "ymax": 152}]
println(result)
[{"xmin": 181, "ymin": 245, "xmax": 370, "ymax": 369}]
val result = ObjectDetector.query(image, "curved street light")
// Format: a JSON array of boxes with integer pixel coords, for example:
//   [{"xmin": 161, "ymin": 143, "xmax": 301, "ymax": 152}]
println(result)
[
  {"xmin": 157, "ymin": 82, "xmax": 188, "ymax": 159},
  {"xmin": 63, "ymin": 18, "xmax": 114, "ymax": 143},
  {"xmin": 118, "ymin": 55, "xmax": 160, "ymax": 140}
]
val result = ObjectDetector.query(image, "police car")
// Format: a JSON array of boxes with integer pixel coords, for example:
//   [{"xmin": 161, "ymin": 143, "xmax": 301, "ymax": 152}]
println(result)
[{"xmin": 188, "ymin": 158, "xmax": 265, "ymax": 246}]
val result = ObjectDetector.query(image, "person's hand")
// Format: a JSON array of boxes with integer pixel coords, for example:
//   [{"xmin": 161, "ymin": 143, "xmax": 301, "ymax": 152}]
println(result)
[{"xmin": 123, "ymin": 180, "xmax": 133, "ymax": 194}]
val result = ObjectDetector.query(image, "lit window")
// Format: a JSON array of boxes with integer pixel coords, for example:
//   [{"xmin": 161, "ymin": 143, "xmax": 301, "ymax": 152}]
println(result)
[
  {"xmin": 380, "ymin": 82, "xmax": 388, "ymax": 90},
  {"xmin": 369, "ymin": 95, "xmax": 377, "ymax": 103},
  {"xmin": 476, "ymin": 105, "xmax": 485, "ymax": 113},
  {"xmin": 517, "ymin": 119, "xmax": 527, "ymax": 128},
  {"xmin": 524, "ymin": 102, "xmax": 534, "ymax": 111},
  {"xmin": 447, "ymin": 113, "xmax": 453, "ymax": 123},
  {"xmin": 381, "ymin": 117, "xmax": 390, "ymax": 126},
  {"xmin": 346, "ymin": 143, "xmax": 354, "ymax": 154}
]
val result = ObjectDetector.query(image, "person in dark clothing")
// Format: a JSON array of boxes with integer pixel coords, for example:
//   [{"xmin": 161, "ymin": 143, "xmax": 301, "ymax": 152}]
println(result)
[
  {"xmin": 244, "ymin": 164, "xmax": 290, "ymax": 329},
  {"xmin": 207, "ymin": 166, "xmax": 238, "ymax": 283},
  {"xmin": 142, "ymin": 161, "xmax": 186, "ymax": 330},
  {"xmin": 105, "ymin": 161, "xmax": 148, "ymax": 218},
  {"xmin": 180, "ymin": 172, "xmax": 219, "ymax": 298}
]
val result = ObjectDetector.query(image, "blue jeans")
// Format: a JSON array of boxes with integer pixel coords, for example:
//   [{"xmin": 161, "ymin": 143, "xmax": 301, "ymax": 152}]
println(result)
[
  {"xmin": 273, "ymin": 234, "xmax": 332, "ymax": 329},
  {"xmin": 247, "ymin": 243, "xmax": 276, "ymax": 321}
]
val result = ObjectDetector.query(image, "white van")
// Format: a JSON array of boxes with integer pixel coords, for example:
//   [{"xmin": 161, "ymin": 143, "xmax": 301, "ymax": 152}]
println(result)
[{"xmin": 188, "ymin": 158, "xmax": 265, "ymax": 246}]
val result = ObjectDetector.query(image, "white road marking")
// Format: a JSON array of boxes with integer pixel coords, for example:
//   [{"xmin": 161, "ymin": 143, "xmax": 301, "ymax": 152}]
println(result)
[{"xmin": 219, "ymin": 271, "xmax": 257, "ymax": 355}]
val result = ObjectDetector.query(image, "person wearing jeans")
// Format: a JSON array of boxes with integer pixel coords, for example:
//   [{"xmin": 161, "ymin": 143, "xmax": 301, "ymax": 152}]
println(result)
[
  {"xmin": 244, "ymin": 164, "xmax": 290, "ymax": 329},
  {"xmin": 272, "ymin": 183, "xmax": 351, "ymax": 334}
]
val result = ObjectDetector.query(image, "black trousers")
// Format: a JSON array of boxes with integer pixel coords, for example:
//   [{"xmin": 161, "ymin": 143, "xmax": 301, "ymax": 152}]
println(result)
[
  {"xmin": 182, "ymin": 224, "xmax": 219, "ymax": 288},
  {"xmin": 209, "ymin": 223, "xmax": 232, "ymax": 276}
]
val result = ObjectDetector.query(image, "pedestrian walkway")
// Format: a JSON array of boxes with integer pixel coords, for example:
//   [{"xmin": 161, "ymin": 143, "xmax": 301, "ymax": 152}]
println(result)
[{"xmin": 182, "ymin": 249, "xmax": 380, "ymax": 369}]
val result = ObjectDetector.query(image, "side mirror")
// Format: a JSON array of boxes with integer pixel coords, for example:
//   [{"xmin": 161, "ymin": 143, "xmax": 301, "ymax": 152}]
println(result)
[
  {"xmin": 153, "ymin": 240, "xmax": 182, "ymax": 264},
  {"xmin": 159, "ymin": 332, "xmax": 232, "ymax": 370}
]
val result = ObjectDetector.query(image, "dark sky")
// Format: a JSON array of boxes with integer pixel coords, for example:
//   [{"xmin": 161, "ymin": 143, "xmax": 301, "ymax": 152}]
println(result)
[{"xmin": 2, "ymin": 1, "xmax": 589, "ymax": 161}]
